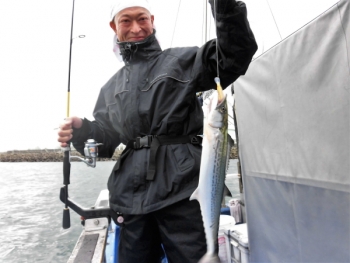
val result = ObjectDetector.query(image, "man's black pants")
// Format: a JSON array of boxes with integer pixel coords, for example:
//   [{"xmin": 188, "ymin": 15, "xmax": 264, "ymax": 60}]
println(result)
[{"xmin": 117, "ymin": 198, "xmax": 206, "ymax": 263}]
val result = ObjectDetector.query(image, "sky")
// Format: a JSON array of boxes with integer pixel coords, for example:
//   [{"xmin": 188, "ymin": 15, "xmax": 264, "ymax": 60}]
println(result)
[{"xmin": 0, "ymin": 0, "xmax": 339, "ymax": 152}]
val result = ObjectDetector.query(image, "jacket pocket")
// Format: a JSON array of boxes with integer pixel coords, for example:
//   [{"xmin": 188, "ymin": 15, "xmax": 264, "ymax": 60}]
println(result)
[{"xmin": 170, "ymin": 144, "xmax": 194, "ymax": 172}]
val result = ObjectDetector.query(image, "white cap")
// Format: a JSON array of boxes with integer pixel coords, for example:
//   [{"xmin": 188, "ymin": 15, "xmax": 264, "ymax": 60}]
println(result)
[{"xmin": 110, "ymin": 0, "xmax": 152, "ymax": 22}]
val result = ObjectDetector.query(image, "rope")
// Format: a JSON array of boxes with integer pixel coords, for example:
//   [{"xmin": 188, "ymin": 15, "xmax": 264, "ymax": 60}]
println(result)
[
  {"xmin": 170, "ymin": 0, "xmax": 182, "ymax": 47},
  {"xmin": 202, "ymin": 0, "xmax": 207, "ymax": 44},
  {"xmin": 266, "ymin": 0, "xmax": 282, "ymax": 40}
]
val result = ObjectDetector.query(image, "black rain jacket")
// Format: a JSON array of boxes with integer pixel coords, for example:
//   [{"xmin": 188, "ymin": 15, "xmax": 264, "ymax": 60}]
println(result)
[{"xmin": 72, "ymin": 0, "xmax": 257, "ymax": 214}]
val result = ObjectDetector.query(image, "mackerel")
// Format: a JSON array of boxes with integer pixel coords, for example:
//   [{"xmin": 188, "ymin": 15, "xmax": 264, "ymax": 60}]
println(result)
[{"xmin": 190, "ymin": 78, "xmax": 230, "ymax": 263}]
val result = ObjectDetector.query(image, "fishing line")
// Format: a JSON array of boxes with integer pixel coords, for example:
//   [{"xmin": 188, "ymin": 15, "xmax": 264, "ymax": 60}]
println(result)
[
  {"xmin": 213, "ymin": 0, "xmax": 220, "ymax": 79},
  {"xmin": 266, "ymin": 0, "xmax": 282, "ymax": 40},
  {"xmin": 170, "ymin": 0, "xmax": 182, "ymax": 47},
  {"xmin": 212, "ymin": 0, "xmax": 224, "ymax": 96}
]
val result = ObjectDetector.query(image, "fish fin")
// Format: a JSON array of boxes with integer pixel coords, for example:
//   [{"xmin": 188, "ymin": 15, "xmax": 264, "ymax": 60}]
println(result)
[
  {"xmin": 198, "ymin": 253, "xmax": 221, "ymax": 263},
  {"xmin": 228, "ymin": 133, "xmax": 234, "ymax": 147},
  {"xmin": 189, "ymin": 188, "xmax": 200, "ymax": 201},
  {"xmin": 226, "ymin": 134, "xmax": 234, "ymax": 172}
]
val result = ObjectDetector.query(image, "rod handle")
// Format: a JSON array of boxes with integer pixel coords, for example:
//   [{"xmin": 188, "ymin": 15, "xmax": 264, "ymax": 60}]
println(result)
[
  {"xmin": 63, "ymin": 150, "xmax": 71, "ymax": 185},
  {"xmin": 63, "ymin": 208, "xmax": 71, "ymax": 229}
]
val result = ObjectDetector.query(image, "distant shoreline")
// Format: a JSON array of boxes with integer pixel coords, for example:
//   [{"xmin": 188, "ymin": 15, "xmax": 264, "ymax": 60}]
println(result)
[
  {"xmin": 0, "ymin": 146, "xmax": 238, "ymax": 162},
  {"xmin": 0, "ymin": 149, "xmax": 122, "ymax": 162}
]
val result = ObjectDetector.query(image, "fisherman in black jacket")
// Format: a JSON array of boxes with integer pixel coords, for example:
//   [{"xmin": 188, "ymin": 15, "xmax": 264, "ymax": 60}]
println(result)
[{"xmin": 58, "ymin": 0, "xmax": 257, "ymax": 262}]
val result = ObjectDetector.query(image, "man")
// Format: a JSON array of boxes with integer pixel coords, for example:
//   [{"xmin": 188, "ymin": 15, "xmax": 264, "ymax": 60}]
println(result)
[{"xmin": 58, "ymin": 0, "xmax": 257, "ymax": 262}]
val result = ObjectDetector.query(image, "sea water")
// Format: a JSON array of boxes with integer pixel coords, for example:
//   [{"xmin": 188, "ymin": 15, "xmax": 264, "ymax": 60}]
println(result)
[{"xmin": 0, "ymin": 160, "xmax": 239, "ymax": 263}]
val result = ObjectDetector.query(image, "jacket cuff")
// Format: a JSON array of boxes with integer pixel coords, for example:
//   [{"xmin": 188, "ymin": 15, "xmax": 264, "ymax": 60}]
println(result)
[{"xmin": 71, "ymin": 118, "xmax": 91, "ymax": 143}]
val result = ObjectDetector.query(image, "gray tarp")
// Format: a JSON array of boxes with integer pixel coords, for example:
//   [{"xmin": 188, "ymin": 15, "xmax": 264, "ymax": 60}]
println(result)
[{"xmin": 235, "ymin": 0, "xmax": 350, "ymax": 262}]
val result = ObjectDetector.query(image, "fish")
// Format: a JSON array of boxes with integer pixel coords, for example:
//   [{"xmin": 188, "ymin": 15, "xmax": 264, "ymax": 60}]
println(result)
[{"xmin": 190, "ymin": 77, "xmax": 230, "ymax": 263}]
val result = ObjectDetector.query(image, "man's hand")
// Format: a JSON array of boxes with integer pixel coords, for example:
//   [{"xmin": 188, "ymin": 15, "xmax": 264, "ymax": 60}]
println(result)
[
  {"xmin": 57, "ymin": 116, "xmax": 83, "ymax": 147},
  {"xmin": 209, "ymin": 0, "xmax": 237, "ymax": 14}
]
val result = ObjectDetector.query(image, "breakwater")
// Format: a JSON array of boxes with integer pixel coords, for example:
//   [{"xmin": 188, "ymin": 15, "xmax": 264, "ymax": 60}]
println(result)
[
  {"xmin": 0, "ymin": 146, "xmax": 238, "ymax": 162},
  {"xmin": 0, "ymin": 149, "xmax": 122, "ymax": 162}
]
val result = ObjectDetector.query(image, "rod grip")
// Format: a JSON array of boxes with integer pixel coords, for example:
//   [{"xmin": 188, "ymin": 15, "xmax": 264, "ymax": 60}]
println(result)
[
  {"xmin": 63, "ymin": 208, "xmax": 71, "ymax": 229},
  {"xmin": 63, "ymin": 150, "xmax": 71, "ymax": 185}
]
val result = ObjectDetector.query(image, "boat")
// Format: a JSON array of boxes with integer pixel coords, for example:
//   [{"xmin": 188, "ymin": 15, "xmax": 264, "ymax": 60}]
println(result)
[
  {"xmin": 61, "ymin": 0, "xmax": 350, "ymax": 262},
  {"xmin": 61, "ymin": 184, "xmax": 238, "ymax": 262}
]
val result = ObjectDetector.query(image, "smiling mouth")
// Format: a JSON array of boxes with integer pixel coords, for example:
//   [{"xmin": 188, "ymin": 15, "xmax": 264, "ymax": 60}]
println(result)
[{"xmin": 128, "ymin": 37, "xmax": 145, "ymax": 41}]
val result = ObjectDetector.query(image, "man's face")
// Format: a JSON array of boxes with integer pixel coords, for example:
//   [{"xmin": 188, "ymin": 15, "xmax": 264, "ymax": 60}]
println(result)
[{"xmin": 110, "ymin": 7, "xmax": 154, "ymax": 42}]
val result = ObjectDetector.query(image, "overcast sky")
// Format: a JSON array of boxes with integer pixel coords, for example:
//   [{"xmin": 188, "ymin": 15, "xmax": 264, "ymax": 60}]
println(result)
[{"xmin": 0, "ymin": 0, "xmax": 339, "ymax": 152}]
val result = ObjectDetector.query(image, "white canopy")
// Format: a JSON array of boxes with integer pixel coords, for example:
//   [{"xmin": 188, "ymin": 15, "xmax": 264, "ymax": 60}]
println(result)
[{"xmin": 235, "ymin": 0, "xmax": 350, "ymax": 261}]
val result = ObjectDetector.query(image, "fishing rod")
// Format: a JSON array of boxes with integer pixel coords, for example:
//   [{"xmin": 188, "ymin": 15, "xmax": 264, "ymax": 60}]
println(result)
[
  {"xmin": 209, "ymin": 0, "xmax": 242, "ymax": 199},
  {"xmin": 61, "ymin": 0, "xmax": 103, "ymax": 229},
  {"xmin": 62, "ymin": 0, "xmax": 76, "ymax": 230}
]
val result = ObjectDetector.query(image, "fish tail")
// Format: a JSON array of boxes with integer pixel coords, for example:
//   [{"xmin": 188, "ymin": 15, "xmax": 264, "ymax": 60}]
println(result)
[{"xmin": 198, "ymin": 252, "xmax": 221, "ymax": 263}]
